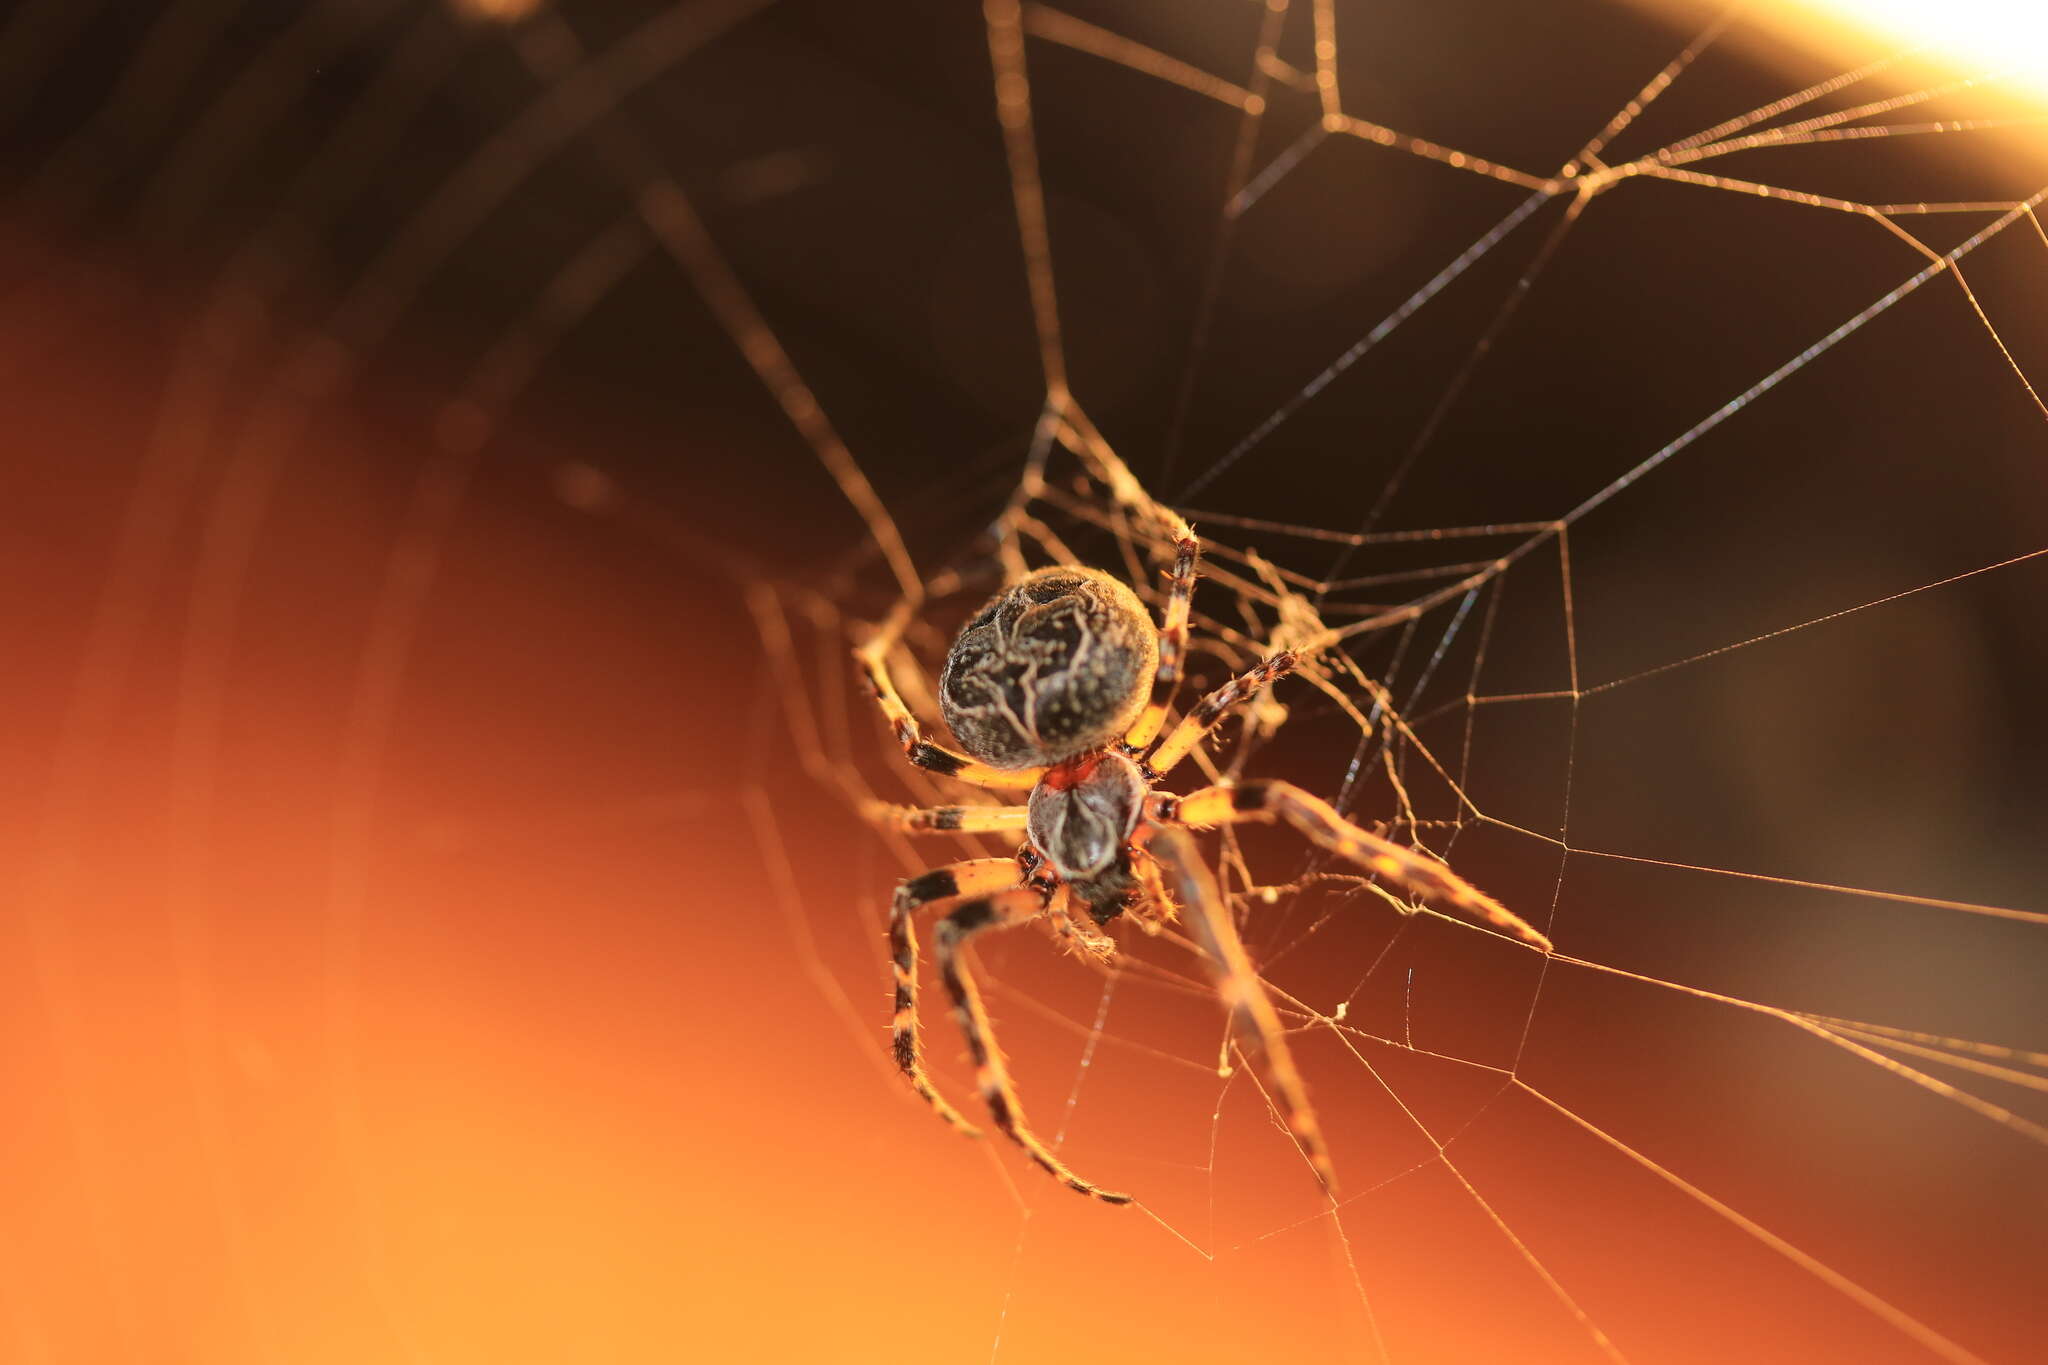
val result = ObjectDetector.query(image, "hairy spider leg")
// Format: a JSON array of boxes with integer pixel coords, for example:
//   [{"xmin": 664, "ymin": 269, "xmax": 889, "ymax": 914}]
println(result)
[
  {"xmin": 1166, "ymin": 781, "xmax": 1554, "ymax": 951},
  {"xmin": 856, "ymin": 640, "xmax": 1044, "ymax": 790},
  {"xmin": 932, "ymin": 887, "xmax": 1134, "ymax": 1205},
  {"xmin": 1142, "ymin": 649, "xmax": 1299, "ymax": 778},
  {"xmin": 889, "ymin": 858, "xmax": 1026, "ymax": 1137},
  {"xmin": 863, "ymin": 801, "xmax": 1031, "ymax": 835},
  {"xmin": 1122, "ymin": 534, "xmax": 1201, "ymax": 751},
  {"xmin": 1123, "ymin": 844, "xmax": 1178, "ymax": 934},
  {"xmin": 1147, "ymin": 827, "xmax": 1337, "ymax": 1195}
]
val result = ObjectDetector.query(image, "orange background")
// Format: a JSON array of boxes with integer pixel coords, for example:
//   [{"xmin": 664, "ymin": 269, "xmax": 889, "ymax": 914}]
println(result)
[{"xmin": 6, "ymin": 256, "xmax": 2042, "ymax": 1364}]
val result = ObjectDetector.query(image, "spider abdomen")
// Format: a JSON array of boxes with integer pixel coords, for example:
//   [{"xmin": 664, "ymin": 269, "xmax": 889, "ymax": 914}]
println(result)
[{"xmin": 939, "ymin": 566, "xmax": 1158, "ymax": 769}]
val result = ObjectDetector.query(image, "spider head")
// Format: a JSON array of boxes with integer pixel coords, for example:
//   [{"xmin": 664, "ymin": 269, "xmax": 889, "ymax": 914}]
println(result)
[{"xmin": 938, "ymin": 565, "xmax": 1157, "ymax": 769}]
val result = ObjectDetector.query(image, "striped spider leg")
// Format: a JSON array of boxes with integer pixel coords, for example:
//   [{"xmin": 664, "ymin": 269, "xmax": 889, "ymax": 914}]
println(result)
[
  {"xmin": 1145, "ymin": 826, "xmax": 1336, "ymax": 1194},
  {"xmin": 866, "ymin": 802, "xmax": 1115, "ymax": 956},
  {"xmin": 863, "ymin": 801, "xmax": 1032, "ymax": 835},
  {"xmin": 1136, "ymin": 644, "xmax": 1548, "ymax": 951},
  {"xmin": 886, "ymin": 853, "xmax": 1131, "ymax": 1204},
  {"xmin": 1139, "ymin": 647, "xmax": 1299, "ymax": 778},
  {"xmin": 855, "ymin": 632, "xmax": 1044, "ymax": 792},
  {"xmin": 1121, "ymin": 533, "xmax": 1201, "ymax": 752},
  {"xmin": 1157, "ymin": 781, "xmax": 1553, "ymax": 951},
  {"xmin": 888, "ymin": 857, "xmax": 1016, "ymax": 1136}
]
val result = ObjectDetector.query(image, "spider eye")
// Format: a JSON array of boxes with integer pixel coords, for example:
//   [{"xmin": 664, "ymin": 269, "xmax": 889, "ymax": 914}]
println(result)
[{"xmin": 937, "ymin": 567, "xmax": 1158, "ymax": 769}]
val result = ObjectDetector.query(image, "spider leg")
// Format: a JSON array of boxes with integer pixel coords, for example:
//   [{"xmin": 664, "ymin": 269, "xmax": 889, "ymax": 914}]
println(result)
[
  {"xmin": 1146, "ymin": 827, "xmax": 1337, "ymax": 1195},
  {"xmin": 862, "ymin": 800, "xmax": 1030, "ymax": 835},
  {"xmin": 1165, "ymin": 782, "xmax": 1553, "ymax": 951},
  {"xmin": 932, "ymin": 887, "xmax": 1134, "ymax": 1205},
  {"xmin": 889, "ymin": 858, "xmax": 1022, "ymax": 1137},
  {"xmin": 1142, "ymin": 650, "xmax": 1298, "ymax": 778},
  {"xmin": 1119, "ymin": 844, "xmax": 1178, "ymax": 935},
  {"xmin": 1122, "ymin": 534, "xmax": 1200, "ymax": 751},
  {"xmin": 855, "ymin": 639, "xmax": 1044, "ymax": 791}
]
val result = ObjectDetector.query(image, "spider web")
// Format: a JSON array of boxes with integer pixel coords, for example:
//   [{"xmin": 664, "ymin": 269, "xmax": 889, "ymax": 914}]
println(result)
[
  {"xmin": 4, "ymin": 2, "xmax": 2046, "ymax": 1364},
  {"xmin": 745, "ymin": 4, "xmax": 2048, "ymax": 1361}
]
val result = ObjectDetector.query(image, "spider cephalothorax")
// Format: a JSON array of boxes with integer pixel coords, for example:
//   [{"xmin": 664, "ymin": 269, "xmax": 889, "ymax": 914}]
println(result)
[
  {"xmin": 856, "ymin": 534, "xmax": 1552, "ymax": 1205},
  {"xmin": 938, "ymin": 566, "xmax": 1158, "ymax": 771},
  {"xmin": 1026, "ymin": 749, "xmax": 1149, "ymax": 920}
]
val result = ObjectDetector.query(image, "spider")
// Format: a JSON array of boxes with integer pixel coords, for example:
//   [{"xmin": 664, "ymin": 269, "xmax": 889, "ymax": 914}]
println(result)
[{"xmin": 857, "ymin": 534, "xmax": 1551, "ymax": 1204}]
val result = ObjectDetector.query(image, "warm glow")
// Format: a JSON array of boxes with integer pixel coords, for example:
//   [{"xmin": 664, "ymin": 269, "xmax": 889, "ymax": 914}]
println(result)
[
  {"xmin": 1791, "ymin": 0, "xmax": 2048, "ymax": 102},
  {"xmin": 449, "ymin": 0, "xmax": 542, "ymax": 24},
  {"xmin": 12, "ymin": 2, "xmax": 2047, "ymax": 1362}
]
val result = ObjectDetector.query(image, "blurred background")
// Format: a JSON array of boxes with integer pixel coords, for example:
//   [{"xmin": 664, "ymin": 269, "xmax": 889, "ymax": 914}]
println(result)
[{"xmin": 4, "ymin": 1, "xmax": 2046, "ymax": 1362}]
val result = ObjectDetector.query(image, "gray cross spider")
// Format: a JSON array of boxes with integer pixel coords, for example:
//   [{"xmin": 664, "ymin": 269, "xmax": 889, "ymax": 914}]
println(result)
[{"xmin": 858, "ymin": 534, "xmax": 1550, "ymax": 1204}]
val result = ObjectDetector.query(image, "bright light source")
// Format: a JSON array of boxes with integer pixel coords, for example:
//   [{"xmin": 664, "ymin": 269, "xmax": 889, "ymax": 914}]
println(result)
[{"xmin": 1792, "ymin": 0, "xmax": 2048, "ymax": 104}]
